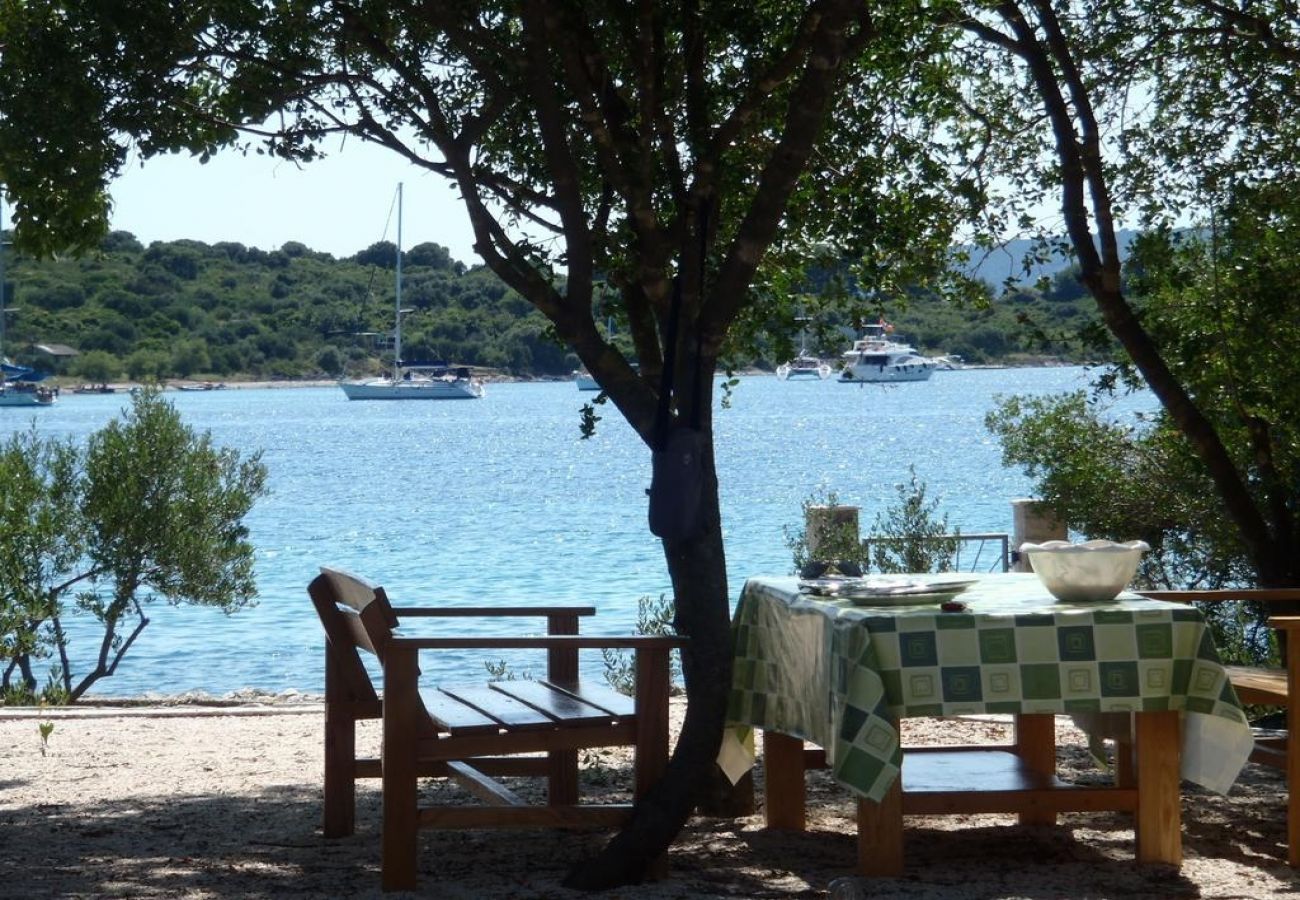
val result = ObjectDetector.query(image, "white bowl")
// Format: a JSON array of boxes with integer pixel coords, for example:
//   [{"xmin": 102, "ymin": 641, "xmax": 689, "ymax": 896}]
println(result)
[{"xmin": 1019, "ymin": 539, "xmax": 1150, "ymax": 602}]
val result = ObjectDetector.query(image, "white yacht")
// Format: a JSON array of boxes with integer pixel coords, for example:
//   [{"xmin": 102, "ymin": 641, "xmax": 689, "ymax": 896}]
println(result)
[
  {"xmin": 573, "ymin": 369, "xmax": 600, "ymax": 391},
  {"xmin": 838, "ymin": 323, "xmax": 936, "ymax": 384},
  {"xmin": 339, "ymin": 184, "xmax": 484, "ymax": 401}
]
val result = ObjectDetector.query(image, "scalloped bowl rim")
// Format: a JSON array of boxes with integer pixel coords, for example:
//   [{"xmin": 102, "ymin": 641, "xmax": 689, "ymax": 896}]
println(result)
[{"xmin": 1019, "ymin": 539, "xmax": 1150, "ymax": 554}]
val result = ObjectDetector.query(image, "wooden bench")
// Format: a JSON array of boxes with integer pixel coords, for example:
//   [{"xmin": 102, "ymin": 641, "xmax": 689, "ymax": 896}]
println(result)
[
  {"xmin": 1137, "ymin": 588, "xmax": 1300, "ymax": 865},
  {"xmin": 308, "ymin": 566, "xmax": 683, "ymax": 891}
]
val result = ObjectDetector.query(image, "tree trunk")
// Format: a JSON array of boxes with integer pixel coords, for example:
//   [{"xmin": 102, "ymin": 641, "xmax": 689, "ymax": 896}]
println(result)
[{"xmin": 564, "ymin": 439, "xmax": 731, "ymax": 889}]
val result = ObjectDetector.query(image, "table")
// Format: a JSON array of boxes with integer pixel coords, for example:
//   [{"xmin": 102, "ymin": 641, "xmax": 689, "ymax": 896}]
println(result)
[{"xmin": 722, "ymin": 573, "xmax": 1255, "ymax": 875}]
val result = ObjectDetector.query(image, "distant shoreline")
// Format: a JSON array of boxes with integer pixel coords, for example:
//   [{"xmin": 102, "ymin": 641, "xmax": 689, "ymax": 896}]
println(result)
[{"xmin": 59, "ymin": 359, "xmax": 1076, "ymax": 395}]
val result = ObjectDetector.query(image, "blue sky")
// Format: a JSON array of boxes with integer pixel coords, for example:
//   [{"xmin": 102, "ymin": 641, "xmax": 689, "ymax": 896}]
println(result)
[{"xmin": 108, "ymin": 141, "xmax": 479, "ymax": 265}]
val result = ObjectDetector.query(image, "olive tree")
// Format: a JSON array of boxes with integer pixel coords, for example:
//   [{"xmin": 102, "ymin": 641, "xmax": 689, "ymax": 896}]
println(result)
[{"xmin": 0, "ymin": 389, "xmax": 268, "ymax": 702}]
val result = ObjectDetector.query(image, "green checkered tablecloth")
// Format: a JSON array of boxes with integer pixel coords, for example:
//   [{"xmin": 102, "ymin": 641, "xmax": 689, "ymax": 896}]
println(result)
[{"xmin": 723, "ymin": 573, "xmax": 1254, "ymax": 803}]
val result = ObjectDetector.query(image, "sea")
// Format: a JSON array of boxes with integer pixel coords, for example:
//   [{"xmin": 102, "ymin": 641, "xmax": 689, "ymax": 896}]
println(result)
[{"xmin": 0, "ymin": 367, "xmax": 1155, "ymax": 699}]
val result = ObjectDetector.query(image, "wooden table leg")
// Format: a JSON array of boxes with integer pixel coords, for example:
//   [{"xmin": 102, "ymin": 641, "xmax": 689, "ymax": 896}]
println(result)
[
  {"xmin": 1015, "ymin": 713, "xmax": 1057, "ymax": 826},
  {"xmin": 857, "ymin": 778, "xmax": 904, "ymax": 876},
  {"xmin": 763, "ymin": 731, "xmax": 807, "ymax": 830},
  {"xmin": 1135, "ymin": 709, "xmax": 1182, "ymax": 865}
]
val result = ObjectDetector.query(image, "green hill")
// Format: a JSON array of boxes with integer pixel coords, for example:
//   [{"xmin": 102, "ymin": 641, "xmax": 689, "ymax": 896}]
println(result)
[{"xmin": 0, "ymin": 230, "xmax": 1104, "ymax": 383}]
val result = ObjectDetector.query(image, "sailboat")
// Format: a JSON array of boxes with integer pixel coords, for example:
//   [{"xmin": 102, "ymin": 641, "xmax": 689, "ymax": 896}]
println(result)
[
  {"xmin": 775, "ymin": 317, "xmax": 831, "ymax": 381},
  {"xmin": 338, "ymin": 184, "xmax": 484, "ymax": 401},
  {"xmin": 0, "ymin": 199, "xmax": 56, "ymax": 407}
]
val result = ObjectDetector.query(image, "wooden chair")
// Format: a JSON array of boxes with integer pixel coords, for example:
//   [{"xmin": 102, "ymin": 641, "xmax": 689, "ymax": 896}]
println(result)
[
  {"xmin": 308, "ymin": 566, "xmax": 682, "ymax": 890},
  {"xmin": 1137, "ymin": 588, "xmax": 1300, "ymax": 865}
]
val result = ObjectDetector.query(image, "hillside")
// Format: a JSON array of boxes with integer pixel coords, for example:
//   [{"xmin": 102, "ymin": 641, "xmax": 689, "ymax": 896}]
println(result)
[{"xmin": 0, "ymin": 231, "xmax": 1105, "ymax": 383}]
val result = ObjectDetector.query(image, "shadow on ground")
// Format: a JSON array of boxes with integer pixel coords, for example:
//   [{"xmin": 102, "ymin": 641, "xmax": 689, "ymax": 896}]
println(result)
[{"xmin": 4, "ymin": 749, "xmax": 1300, "ymax": 898}]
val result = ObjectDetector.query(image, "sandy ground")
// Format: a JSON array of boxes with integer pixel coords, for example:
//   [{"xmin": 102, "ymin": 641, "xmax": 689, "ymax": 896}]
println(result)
[{"xmin": 3, "ymin": 698, "xmax": 1299, "ymax": 899}]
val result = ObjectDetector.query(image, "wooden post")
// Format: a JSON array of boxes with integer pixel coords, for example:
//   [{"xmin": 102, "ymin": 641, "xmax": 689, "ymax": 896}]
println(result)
[
  {"xmin": 763, "ymin": 731, "xmax": 808, "ymax": 829},
  {"xmin": 1014, "ymin": 713, "xmax": 1057, "ymax": 826},
  {"xmin": 1010, "ymin": 498, "xmax": 1067, "ymax": 572},
  {"xmin": 1134, "ymin": 710, "xmax": 1182, "ymax": 865},
  {"xmin": 546, "ymin": 612, "xmax": 580, "ymax": 806},
  {"xmin": 322, "ymin": 645, "xmax": 356, "ymax": 837},
  {"xmin": 381, "ymin": 643, "xmax": 421, "ymax": 892},
  {"xmin": 857, "ymin": 779, "xmax": 904, "ymax": 876}
]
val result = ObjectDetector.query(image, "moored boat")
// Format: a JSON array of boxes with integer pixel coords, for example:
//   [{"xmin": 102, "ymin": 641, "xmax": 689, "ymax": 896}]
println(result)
[
  {"xmin": 0, "ymin": 369, "xmax": 57, "ymax": 407},
  {"xmin": 339, "ymin": 184, "xmax": 484, "ymax": 401},
  {"xmin": 838, "ymin": 322, "xmax": 937, "ymax": 384},
  {"xmin": 0, "ymin": 202, "xmax": 56, "ymax": 407},
  {"xmin": 776, "ymin": 355, "xmax": 832, "ymax": 381}
]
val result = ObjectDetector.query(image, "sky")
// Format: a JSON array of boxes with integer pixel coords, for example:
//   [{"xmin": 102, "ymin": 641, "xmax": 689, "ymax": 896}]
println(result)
[{"xmin": 107, "ymin": 141, "xmax": 480, "ymax": 265}]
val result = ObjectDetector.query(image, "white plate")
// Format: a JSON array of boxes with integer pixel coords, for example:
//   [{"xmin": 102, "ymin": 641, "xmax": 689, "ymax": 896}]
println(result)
[
  {"xmin": 799, "ymin": 577, "xmax": 978, "ymax": 603},
  {"xmin": 843, "ymin": 587, "xmax": 969, "ymax": 607}
]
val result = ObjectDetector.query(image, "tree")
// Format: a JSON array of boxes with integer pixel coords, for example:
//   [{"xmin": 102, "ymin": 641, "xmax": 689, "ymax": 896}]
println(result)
[
  {"xmin": 0, "ymin": 389, "xmax": 268, "ymax": 701},
  {"xmin": 0, "ymin": 3, "xmax": 981, "ymax": 886},
  {"xmin": 952, "ymin": 2, "xmax": 1300, "ymax": 589}
]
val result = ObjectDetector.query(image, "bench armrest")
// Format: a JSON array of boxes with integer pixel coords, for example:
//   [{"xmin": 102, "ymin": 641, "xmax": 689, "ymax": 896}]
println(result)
[
  {"xmin": 393, "ymin": 605, "xmax": 597, "ymax": 618},
  {"xmin": 388, "ymin": 635, "xmax": 686, "ymax": 651},
  {"xmin": 1137, "ymin": 589, "xmax": 1300, "ymax": 604}
]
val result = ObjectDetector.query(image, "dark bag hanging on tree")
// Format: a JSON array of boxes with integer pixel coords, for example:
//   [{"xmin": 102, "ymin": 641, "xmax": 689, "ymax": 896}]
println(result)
[
  {"xmin": 649, "ymin": 425, "xmax": 706, "ymax": 540},
  {"xmin": 647, "ymin": 272, "xmax": 706, "ymax": 541}
]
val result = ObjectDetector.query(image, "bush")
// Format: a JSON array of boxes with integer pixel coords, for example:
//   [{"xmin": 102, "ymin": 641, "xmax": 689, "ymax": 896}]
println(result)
[{"xmin": 0, "ymin": 389, "xmax": 268, "ymax": 702}]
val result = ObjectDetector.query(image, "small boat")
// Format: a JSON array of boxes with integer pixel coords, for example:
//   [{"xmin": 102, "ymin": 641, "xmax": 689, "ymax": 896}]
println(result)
[
  {"xmin": 0, "ymin": 368, "xmax": 57, "ymax": 407},
  {"xmin": 776, "ymin": 355, "xmax": 832, "ymax": 381},
  {"xmin": 73, "ymin": 383, "xmax": 117, "ymax": 394},
  {"xmin": 930, "ymin": 354, "xmax": 965, "ymax": 370},
  {"xmin": 0, "ymin": 200, "xmax": 56, "ymax": 407},
  {"xmin": 340, "ymin": 184, "xmax": 484, "ymax": 401},
  {"xmin": 775, "ymin": 315, "xmax": 832, "ymax": 380},
  {"xmin": 838, "ymin": 322, "xmax": 937, "ymax": 384},
  {"xmin": 175, "ymin": 381, "xmax": 227, "ymax": 391},
  {"xmin": 574, "ymin": 369, "xmax": 600, "ymax": 391}
]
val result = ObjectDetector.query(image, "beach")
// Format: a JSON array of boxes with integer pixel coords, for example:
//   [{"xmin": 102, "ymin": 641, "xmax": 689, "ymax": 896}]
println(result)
[{"xmin": 2, "ymin": 698, "xmax": 1297, "ymax": 899}]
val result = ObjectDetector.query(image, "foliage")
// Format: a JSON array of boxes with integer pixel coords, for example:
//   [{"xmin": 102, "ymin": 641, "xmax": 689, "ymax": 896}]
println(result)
[
  {"xmin": 985, "ymin": 391, "xmax": 1249, "ymax": 590},
  {"xmin": 786, "ymin": 473, "xmax": 958, "ymax": 576},
  {"xmin": 865, "ymin": 466, "xmax": 960, "ymax": 574},
  {"xmin": 784, "ymin": 488, "xmax": 868, "ymax": 575},
  {"xmin": 0, "ymin": 388, "xmax": 268, "ymax": 702},
  {"xmin": 995, "ymin": 180, "xmax": 1300, "ymax": 661},
  {"xmin": 602, "ymin": 594, "xmax": 682, "ymax": 698},
  {"xmin": 0, "ymin": 230, "xmax": 581, "ymax": 381}
]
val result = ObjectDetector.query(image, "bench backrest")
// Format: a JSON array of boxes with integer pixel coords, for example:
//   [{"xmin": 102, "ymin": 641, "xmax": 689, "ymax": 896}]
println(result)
[{"xmin": 308, "ymin": 566, "xmax": 403, "ymax": 705}]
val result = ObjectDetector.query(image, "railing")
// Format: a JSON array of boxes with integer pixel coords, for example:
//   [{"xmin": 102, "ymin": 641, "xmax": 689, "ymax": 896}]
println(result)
[{"xmin": 860, "ymin": 532, "xmax": 1011, "ymax": 574}]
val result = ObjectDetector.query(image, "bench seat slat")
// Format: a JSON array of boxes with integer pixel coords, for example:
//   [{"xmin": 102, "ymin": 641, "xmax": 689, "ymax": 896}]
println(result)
[
  {"xmin": 439, "ymin": 684, "xmax": 558, "ymax": 731},
  {"xmin": 492, "ymin": 681, "xmax": 619, "ymax": 727},
  {"xmin": 420, "ymin": 687, "xmax": 500, "ymax": 734},
  {"xmin": 1226, "ymin": 664, "xmax": 1288, "ymax": 705},
  {"xmin": 544, "ymin": 680, "xmax": 636, "ymax": 719}
]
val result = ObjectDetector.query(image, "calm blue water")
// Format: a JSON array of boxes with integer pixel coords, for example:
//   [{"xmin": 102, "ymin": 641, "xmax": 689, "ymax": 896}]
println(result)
[{"xmin": 1, "ymin": 368, "xmax": 1153, "ymax": 698}]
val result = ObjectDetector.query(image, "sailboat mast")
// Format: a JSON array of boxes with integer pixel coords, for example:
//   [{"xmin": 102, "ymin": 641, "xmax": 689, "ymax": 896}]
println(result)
[
  {"xmin": 0, "ymin": 196, "xmax": 6, "ymax": 366},
  {"xmin": 393, "ymin": 182, "xmax": 403, "ymax": 380}
]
